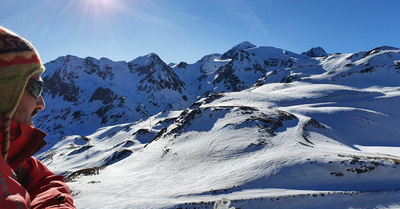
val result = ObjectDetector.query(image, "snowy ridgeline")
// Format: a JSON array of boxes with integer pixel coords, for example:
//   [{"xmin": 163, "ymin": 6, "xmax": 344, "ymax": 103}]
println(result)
[{"xmin": 34, "ymin": 43, "xmax": 400, "ymax": 208}]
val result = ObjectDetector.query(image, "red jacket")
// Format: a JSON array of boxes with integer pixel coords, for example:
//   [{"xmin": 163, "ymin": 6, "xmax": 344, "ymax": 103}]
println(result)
[{"xmin": 0, "ymin": 121, "xmax": 75, "ymax": 208}]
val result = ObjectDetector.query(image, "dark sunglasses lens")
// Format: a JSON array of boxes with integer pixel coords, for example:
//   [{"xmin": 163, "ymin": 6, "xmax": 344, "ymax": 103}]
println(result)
[{"xmin": 26, "ymin": 79, "xmax": 44, "ymax": 99}]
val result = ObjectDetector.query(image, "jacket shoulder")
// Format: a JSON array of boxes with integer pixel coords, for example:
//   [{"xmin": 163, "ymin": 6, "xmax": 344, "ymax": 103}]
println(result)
[
  {"xmin": 22, "ymin": 157, "xmax": 76, "ymax": 209},
  {"xmin": 0, "ymin": 156, "xmax": 30, "ymax": 209}
]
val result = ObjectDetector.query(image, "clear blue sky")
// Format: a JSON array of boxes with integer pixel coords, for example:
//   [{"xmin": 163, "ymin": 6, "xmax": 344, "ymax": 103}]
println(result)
[{"xmin": 1, "ymin": 0, "xmax": 399, "ymax": 64}]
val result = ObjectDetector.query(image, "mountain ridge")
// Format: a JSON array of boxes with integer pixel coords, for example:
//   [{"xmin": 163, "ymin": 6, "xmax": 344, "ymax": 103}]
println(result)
[{"xmin": 34, "ymin": 42, "xmax": 400, "ymax": 209}]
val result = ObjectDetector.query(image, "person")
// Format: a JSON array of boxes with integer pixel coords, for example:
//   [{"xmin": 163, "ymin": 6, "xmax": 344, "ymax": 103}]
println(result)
[{"xmin": 0, "ymin": 26, "xmax": 75, "ymax": 208}]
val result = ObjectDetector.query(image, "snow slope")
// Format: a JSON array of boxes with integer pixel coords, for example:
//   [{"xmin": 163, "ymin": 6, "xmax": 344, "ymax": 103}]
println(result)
[{"xmin": 35, "ymin": 44, "xmax": 400, "ymax": 208}]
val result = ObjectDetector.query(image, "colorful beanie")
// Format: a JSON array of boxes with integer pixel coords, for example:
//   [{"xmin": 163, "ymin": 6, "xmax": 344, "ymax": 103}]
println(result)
[{"xmin": 0, "ymin": 26, "xmax": 45, "ymax": 159}]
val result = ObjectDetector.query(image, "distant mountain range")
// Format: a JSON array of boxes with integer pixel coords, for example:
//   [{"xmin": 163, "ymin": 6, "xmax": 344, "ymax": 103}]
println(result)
[{"xmin": 35, "ymin": 42, "xmax": 400, "ymax": 209}]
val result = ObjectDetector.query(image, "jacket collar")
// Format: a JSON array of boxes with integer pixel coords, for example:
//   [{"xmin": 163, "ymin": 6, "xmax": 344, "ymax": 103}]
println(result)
[{"xmin": 0, "ymin": 120, "xmax": 47, "ymax": 170}]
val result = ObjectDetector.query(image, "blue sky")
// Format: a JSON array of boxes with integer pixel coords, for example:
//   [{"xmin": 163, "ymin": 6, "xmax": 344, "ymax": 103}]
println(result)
[{"xmin": 1, "ymin": 0, "xmax": 399, "ymax": 64}]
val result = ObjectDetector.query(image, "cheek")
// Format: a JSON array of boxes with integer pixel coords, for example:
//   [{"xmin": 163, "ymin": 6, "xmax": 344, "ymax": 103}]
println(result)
[
  {"xmin": 11, "ymin": 104, "xmax": 26, "ymax": 123},
  {"xmin": 13, "ymin": 92, "xmax": 36, "ymax": 116}
]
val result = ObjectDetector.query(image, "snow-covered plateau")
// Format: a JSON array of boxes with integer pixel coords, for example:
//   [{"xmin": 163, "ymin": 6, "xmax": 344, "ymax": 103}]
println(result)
[{"xmin": 35, "ymin": 43, "xmax": 400, "ymax": 208}]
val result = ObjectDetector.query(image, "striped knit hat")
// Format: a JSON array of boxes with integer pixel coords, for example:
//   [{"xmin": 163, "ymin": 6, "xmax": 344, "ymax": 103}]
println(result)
[{"xmin": 0, "ymin": 26, "xmax": 45, "ymax": 160}]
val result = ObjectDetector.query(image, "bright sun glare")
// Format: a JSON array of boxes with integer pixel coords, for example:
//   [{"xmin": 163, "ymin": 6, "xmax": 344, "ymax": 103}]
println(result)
[
  {"xmin": 62, "ymin": 0, "xmax": 130, "ymax": 52},
  {"xmin": 80, "ymin": 0, "xmax": 126, "ymax": 18}
]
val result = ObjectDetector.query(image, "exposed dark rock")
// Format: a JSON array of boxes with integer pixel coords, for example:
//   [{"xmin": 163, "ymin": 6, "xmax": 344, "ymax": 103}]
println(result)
[
  {"xmin": 89, "ymin": 87, "xmax": 118, "ymax": 105},
  {"xmin": 102, "ymin": 150, "xmax": 133, "ymax": 166},
  {"xmin": 301, "ymin": 47, "xmax": 328, "ymax": 57},
  {"xmin": 221, "ymin": 41, "xmax": 256, "ymax": 60},
  {"xmin": 176, "ymin": 62, "xmax": 189, "ymax": 68},
  {"xmin": 44, "ymin": 72, "xmax": 80, "ymax": 103}
]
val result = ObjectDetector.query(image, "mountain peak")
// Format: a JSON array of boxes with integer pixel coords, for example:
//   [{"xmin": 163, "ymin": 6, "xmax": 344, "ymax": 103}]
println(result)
[
  {"xmin": 147, "ymin": 53, "xmax": 162, "ymax": 61},
  {"xmin": 301, "ymin": 47, "xmax": 328, "ymax": 57},
  {"xmin": 198, "ymin": 53, "xmax": 222, "ymax": 62},
  {"xmin": 236, "ymin": 41, "xmax": 256, "ymax": 49},
  {"xmin": 221, "ymin": 41, "xmax": 257, "ymax": 60},
  {"xmin": 372, "ymin": 46, "xmax": 400, "ymax": 51},
  {"xmin": 129, "ymin": 53, "xmax": 166, "ymax": 67}
]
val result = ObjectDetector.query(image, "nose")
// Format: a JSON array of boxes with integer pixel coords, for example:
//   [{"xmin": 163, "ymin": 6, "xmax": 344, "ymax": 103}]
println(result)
[{"xmin": 36, "ymin": 95, "xmax": 45, "ymax": 111}]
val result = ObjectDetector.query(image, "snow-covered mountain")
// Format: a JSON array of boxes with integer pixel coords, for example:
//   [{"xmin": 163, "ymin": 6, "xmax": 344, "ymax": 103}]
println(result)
[
  {"xmin": 213, "ymin": 46, "xmax": 317, "ymax": 92},
  {"xmin": 37, "ymin": 53, "xmax": 192, "ymax": 149},
  {"xmin": 34, "ymin": 43, "xmax": 400, "ymax": 208}
]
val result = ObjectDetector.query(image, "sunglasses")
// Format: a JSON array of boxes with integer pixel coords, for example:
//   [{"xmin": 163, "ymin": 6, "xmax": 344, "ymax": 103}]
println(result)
[{"xmin": 26, "ymin": 79, "xmax": 44, "ymax": 99}]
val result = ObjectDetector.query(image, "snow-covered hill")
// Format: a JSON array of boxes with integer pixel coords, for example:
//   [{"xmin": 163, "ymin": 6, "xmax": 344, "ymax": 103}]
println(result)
[{"xmin": 35, "ymin": 43, "xmax": 400, "ymax": 208}]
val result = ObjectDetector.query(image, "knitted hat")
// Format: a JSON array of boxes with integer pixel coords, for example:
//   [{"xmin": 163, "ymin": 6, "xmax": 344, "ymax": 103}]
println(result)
[{"xmin": 0, "ymin": 26, "xmax": 45, "ymax": 160}]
